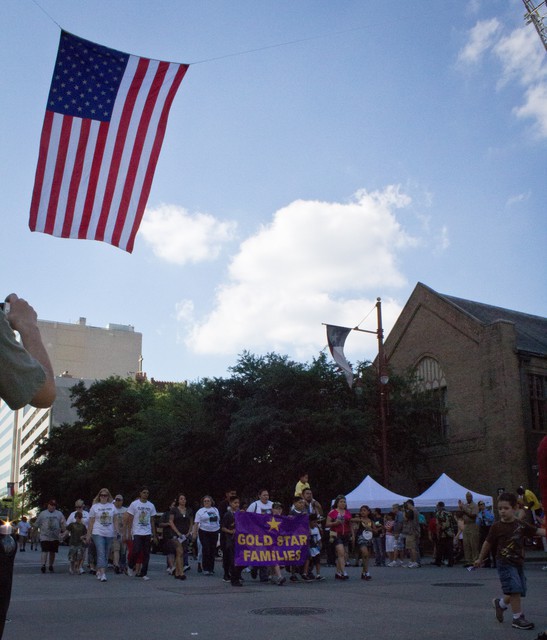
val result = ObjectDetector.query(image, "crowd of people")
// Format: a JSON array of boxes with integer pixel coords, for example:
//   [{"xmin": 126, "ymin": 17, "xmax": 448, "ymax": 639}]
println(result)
[
  {"xmin": 15, "ymin": 475, "xmax": 546, "ymax": 601},
  {"xmin": 11, "ymin": 471, "xmax": 545, "ymax": 634}
]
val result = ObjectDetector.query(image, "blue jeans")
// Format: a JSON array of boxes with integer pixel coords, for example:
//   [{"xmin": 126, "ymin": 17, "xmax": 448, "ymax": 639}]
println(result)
[
  {"xmin": 92, "ymin": 535, "xmax": 114, "ymax": 570},
  {"xmin": 498, "ymin": 562, "xmax": 527, "ymax": 597}
]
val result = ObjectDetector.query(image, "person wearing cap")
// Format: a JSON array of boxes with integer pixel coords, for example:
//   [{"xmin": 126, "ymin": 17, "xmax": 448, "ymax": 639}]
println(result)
[
  {"xmin": 112, "ymin": 495, "xmax": 127, "ymax": 574},
  {"xmin": 32, "ymin": 499, "xmax": 66, "ymax": 573},
  {"xmin": 476, "ymin": 500, "xmax": 495, "ymax": 567},
  {"xmin": 0, "ymin": 293, "xmax": 55, "ymax": 410}
]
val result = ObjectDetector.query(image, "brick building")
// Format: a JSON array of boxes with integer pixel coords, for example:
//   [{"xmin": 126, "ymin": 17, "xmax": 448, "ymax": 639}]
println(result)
[{"xmin": 384, "ymin": 282, "xmax": 547, "ymax": 499}]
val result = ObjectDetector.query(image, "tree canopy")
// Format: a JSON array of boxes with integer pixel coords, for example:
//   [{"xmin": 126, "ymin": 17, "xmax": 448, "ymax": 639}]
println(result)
[{"xmin": 25, "ymin": 351, "xmax": 442, "ymax": 513}]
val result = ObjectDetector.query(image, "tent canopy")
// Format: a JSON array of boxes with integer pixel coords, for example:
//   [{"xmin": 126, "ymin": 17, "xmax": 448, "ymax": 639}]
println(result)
[
  {"xmin": 413, "ymin": 473, "xmax": 494, "ymax": 512},
  {"xmin": 344, "ymin": 475, "xmax": 411, "ymax": 511}
]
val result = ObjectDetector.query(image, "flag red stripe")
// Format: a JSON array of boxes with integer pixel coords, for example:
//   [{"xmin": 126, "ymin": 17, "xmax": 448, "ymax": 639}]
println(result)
[
  {"xmin": 44, "ymin": 116, "xmax": 73, "ymax": 235},
  {"xmin": 78, "ymin": 121, "xmax": 110, "ymax": 239},
  {"xmin": 62, "ymin": 118, "xmax": 91, "ymax": 237},
  {"xmin": 111, "ymin": 61, "xmax": 170, "ymax": 247},
  {"xmin": 94, "ymin": 58, "xmax": 149, "ymax": 242},
  {"xmin": 29, "ymin": 110, "xmax": 54, "ymax": 231},
  {"xmin": 126, "ymin": 63, "xmax": 188, "ymax": 252}
]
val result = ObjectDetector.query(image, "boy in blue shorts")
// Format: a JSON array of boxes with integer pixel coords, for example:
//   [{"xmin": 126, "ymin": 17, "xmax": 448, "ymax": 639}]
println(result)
[{"xmin": 474, "ymin": 491, "xmax": 545, "ymax": 631}]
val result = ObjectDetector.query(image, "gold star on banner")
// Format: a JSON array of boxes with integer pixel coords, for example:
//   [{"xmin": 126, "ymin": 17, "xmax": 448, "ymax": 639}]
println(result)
[{"xmin": 266, "ymin": 517, "xmax": 281, "ymax": 532}]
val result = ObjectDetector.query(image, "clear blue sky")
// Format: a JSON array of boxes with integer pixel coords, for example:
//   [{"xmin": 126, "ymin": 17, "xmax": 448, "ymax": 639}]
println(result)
[{"xmin": 2, "ymin": 0, "xmax": 546, "ymax": 382}]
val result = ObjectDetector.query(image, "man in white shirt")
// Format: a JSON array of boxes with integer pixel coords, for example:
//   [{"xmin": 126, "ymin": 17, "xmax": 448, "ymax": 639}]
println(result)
[{"xmin": 124, "ymin": 488, "xmax": 158, "ymax": 580}]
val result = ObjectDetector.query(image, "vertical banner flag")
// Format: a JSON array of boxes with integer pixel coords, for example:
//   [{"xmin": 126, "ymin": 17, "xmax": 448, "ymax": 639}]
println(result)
[
  {"xmin": 29, "ymin": 31, "xmax": 188, "ymax": 252},
  {"xmin": 326, "ymin": 324, "xmax": 354, "ymax": 387},
  {"xmin": 234, "ymin": 511, "xmax": 309, "ymax": 566}
]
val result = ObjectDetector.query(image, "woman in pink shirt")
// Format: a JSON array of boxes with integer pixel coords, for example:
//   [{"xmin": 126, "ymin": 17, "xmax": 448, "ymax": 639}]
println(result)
[{"xmin": 326, "ymin": 495, "xmax": 354, "ymax": 580}]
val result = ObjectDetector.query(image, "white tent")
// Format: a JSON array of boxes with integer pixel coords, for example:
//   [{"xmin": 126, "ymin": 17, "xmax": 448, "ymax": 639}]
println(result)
[
  {"xmin": 344, "ymin": 475, "xmax": 411, "ymax": 511},
  {"xmin": 413, "ymin": 473, "xmax": 494, "ymax": 512}
]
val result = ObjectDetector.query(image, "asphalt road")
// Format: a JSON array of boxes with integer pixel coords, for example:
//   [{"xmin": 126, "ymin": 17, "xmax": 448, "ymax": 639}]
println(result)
[{"xmin": 3, "ymin": 548, "xmax": 546, "ymax": 640}]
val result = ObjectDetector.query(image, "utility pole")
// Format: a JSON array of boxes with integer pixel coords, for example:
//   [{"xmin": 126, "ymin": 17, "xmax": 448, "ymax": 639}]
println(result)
[{"xmin": 523, "ymin": 0, "xmax": 547, "ymax": 51}]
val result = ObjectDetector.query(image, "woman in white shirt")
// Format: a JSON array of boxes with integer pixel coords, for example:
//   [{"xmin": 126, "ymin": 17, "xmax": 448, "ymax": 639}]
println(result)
[
  {"xmin": 86, "ymin": 488, "xmax": 117, "ymax": 582},
  {"xmin": 192, "ymin": 496, "xmax": 220, "ymax": 575}
]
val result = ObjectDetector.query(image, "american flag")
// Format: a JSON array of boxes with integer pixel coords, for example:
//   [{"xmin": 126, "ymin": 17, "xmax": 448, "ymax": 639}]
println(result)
[{"xmin": 29, "ymin": 31, "xmax": 188, "ymax": 252}]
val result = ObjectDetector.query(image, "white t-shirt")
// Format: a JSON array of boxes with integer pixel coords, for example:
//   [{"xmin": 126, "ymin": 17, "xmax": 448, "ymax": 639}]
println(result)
[
  {"xmin": 194, "ymin": 507, "xmax": 220, "ymax": 532},
  {"xmin": 89, "ymin": 502, "xmax": 117, "ymax": 537},
  {"xmin": 66, "ymin": 510, "xmax": 90, "ymax": 526},
  {"xmin": 127, "ymin": 499, "xmax": 157, "ymax": 536},
  {"xmin": 248, "ymin": 500, "xmax": 273, "ymax": 515},
  {"xmin": 17, "ymin": 521, "xmax": 31, "ymax": 536}
]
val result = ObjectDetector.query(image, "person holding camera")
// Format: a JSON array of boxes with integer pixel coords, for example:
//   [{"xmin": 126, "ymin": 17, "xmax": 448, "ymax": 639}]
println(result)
[{"xmin": 0, "ymin": 293, "xmax": 55, "ymax": 409}]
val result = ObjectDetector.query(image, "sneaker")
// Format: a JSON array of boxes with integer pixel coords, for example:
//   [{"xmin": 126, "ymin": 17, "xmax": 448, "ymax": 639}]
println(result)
[
  {"xmin": 96, "ymin": 572, "xmax": 101, "ymax": 580},
  {"xmin": 511, "ymin": 615, "xmax": 534, "ymax": 630},
  {"xmin": 407, "ymin": 562, "xmax": 419, "ymax": 568},
  {"xmin": 315, "ymin": 575, "xmax": 325, "ymax": 581},
  {"xmin": 184, "ymin": 565, "xmax": 191, "ymax": 572},
  {"xmin": 40, "ymin": 565, "xmax": 46, "ymax": 574},
  {"xmin": 335, "ymin": 573, "xmax": 345, "ymax": 580},
  {"xmin": 223, "ymin": 575, "xmax": 231, "ymax": 582},
  {"xmin": 301, "ymin": 574, "xmax": 312, "ymax": 581},
  {"xmin": 142, "ymin": 576, "xmax": 151, "ymax": 581},
  {"xmin": 100, "ymin": 575, "xmax": 107, "ymax": 582},
  {"xmin": 126, "ymin": 567, "xmax": 135, "ymax": 577},
  {"xmin": 290, "ymin": 575, "xmax": 300, "ymax": 582},
  {"xmin": 278, "ymin": 577, "xmax": 287, "ymax": 586},
  {"xmin": 364, "ymin": 573, "xmax": 372, "ymax": 580},
  {"xmin": 78, "ymin": 567, "xmax": 85, "ymax": 575},
  {"xmin": 114, "ymin": 566, "xmax": 121, "ymax": 574},
  {"xmin": 342, "ymin": 573, "xmax": 349, "ymax": 580},
  {"xmin": 492, "ymin": 598, "xmax": 505, "ymax": 623},
  {"xmin": 48, "ymin": 566, "xmax": 54, "ymax": 573}
]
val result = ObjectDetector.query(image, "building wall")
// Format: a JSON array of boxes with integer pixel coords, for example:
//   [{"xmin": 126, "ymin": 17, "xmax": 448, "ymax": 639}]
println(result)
[
  {"xmin": 38, "ymin": 317, "xmax": 142, "ymax": 379},
  {"xmin": 384, "ymin": 286, "xmax": 538, "ymax": 500}
]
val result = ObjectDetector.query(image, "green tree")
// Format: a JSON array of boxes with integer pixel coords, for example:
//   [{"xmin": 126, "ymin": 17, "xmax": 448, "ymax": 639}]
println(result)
[{"xmin": 25, "ymin": 352, "xmax": 443, "ymax": 514}]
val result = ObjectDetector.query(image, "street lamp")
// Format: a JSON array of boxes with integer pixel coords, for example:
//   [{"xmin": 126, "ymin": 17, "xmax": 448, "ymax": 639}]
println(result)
[{"xmin": 376, "ymin": 299, "xmax": 389, "ymax": 487}]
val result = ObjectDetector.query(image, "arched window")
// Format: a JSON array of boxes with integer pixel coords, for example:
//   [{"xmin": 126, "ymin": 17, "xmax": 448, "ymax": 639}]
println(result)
[{"xmin": 414, "ymin": 356, "xmax": 448, "ymax": 437}]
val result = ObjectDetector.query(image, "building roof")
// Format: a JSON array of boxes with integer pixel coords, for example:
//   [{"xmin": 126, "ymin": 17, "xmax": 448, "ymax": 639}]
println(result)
[{"xmin": 437, "ymin": 290, "xmax": 547, "ymax": 357}]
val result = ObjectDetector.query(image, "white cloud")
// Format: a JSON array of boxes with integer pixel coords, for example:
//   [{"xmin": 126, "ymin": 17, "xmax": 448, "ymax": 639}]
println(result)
[
  {"xmin": 505, "ymin": 191, "xmax": 531, "ymax": 208},
  {"xmin": 514, "ymin": 83, "xmax": 547, "ymax": 138},
  {"xmin": 494, "ymin": 27, "xmax": 547, "ymax": 88},
  {"xmin": 431, "ymin": 226, "xmax": 450, "ymax": 256},
  {"xmin": 140, "ymin": 204, "xmax": 237, "ymax": 265},
  {"xmin": 458, "ymin": 18, "xmax": 501, "ymax": 64},
  {"xmin": 177, "ymin": 187, "xmax": 418, "ymax": 363},
  {"xmin": 458, "ymin": 19, "xmax": 547, "ymax": 138}
]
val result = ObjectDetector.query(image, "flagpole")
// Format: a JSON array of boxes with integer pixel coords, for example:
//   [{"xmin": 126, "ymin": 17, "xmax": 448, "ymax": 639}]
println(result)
[{"xmin": 376, "ymin": 298, "xmax": 389, "ymax": 487}]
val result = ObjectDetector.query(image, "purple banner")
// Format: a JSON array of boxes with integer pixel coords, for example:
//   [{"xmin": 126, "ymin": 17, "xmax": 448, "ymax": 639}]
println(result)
[{"xmin": 234, "ymin": 511, "xmax": 309, "ymax": 566}]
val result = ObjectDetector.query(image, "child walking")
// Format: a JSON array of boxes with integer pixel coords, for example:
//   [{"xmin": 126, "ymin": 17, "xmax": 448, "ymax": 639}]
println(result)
[
  {"xmin": 302, "ymin": 514, "xmax": 324, "ymax": 581},
  {"xmin": 474, "ymin": 491, "xmax": 545, "ymax": 630},
  {"xmin": 67, "ymin": 512, "xmax": 87, "ymax": 575}
]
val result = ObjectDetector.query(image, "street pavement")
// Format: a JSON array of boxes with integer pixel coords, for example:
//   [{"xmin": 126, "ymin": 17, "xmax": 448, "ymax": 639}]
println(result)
[{"xmin": 3, "ymin": 548, "xmax": 546, "ymax": 640}]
